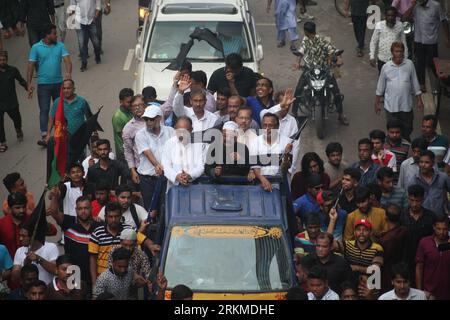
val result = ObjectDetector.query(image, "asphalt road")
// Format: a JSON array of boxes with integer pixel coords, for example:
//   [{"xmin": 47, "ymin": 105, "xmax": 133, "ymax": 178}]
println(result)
[{"xmin": 0, "ymin": 0, "xmax": 445, "ymax": 208}]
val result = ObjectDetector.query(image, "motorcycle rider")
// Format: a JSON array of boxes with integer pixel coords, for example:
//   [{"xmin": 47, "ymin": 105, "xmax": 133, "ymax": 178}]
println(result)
[{"xmin": 292, "ymin": 22, "xmax": 349, "ymax": 126}]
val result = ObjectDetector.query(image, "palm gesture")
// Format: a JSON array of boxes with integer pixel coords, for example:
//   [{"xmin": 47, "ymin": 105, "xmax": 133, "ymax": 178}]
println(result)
[
  {"xmin": 178, "ymin": 74, "xmax": 191, "ymax": 93},
  {"xmin": 280, "ymin": 88, "xmax": 296, "ymax": 109}
]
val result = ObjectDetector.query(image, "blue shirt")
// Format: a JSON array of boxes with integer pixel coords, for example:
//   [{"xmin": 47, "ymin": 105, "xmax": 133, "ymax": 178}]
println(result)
[
  {"xmin": 351, "ymin": 162, "xmax": 380, "ymax": 186},
  {"xmin": 293, "ymin": 193, "xmax": 320, "ymax": 224},
  {"xmin": 50, "ymin": 95, "xmax": 90, "ymax": 135},
  {"xmin": 29, "ymin": 40, "xmax": 69, "ymax": 84},
  {"xmin": 320, "ymin": 209, "xmax": 347, "ymax": 241},
  {"xmin": 0, "ymin": 244, "xmax": 13, "ymax": 272},
  {"xmin": 245, "ymin": 96, "xmax": 276, "ymax": 127}
]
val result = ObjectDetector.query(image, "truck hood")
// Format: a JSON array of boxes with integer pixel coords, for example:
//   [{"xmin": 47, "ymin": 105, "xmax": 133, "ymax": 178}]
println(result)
[{"xmin": 136, "ymin": 61, "xmax": 258, "ymax": 100}]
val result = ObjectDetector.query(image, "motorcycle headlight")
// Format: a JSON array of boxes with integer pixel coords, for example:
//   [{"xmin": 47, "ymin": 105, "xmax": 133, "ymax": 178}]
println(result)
[
  {"xmin": 314, "ymin": 69, "xmax": 321, "ymax": 75},
  {"xmin": 403, "ymin": 22, "xmax": 412, "ymax": 34},
  {"xmin": 311, "ymin": 80, "xmax": 325, "ymax": 90}
]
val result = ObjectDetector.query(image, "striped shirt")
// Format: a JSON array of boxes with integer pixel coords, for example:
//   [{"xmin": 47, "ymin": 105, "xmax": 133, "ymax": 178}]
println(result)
[
  {"xmin": 384, "ymin": 138, "xmax": 410, "ymax": 177},
  {"xmin": 343, "ymin": 240, "xmax": 384, "ymax": 272},
  {"xmin": 88, "ymin": 224, "xmax": 146, "ymax": 275}
]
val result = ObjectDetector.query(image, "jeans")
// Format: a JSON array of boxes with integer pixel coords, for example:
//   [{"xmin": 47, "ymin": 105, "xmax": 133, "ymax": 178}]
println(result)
[
  {"xmin": 277, "ymin": 28, "xmax": 299, "ymax": 43},
  {"xmin": 76, "ymin": 22, "xmax": 101, "ymax": 67},
  {"xmin": 294, "ymin": 71, "xmax": 344, "ymax": 114},
  {"xmin": 37, "ymin": 83, "xmax": 61, "ymax": 135},
  {"xmin": 139, "ymin": 175, "xmax": 158, "ymax": 211},
  {"xmin": 0, "ymin": 108, "xmax": 22, "ymax": 143},
  {"xmin": 377, "ymin": 59, "xmax": 386, "ymax": 75},
  {"xmin": 414, "ymin": 42, "xmax": 438, "ymax": 85},
  {"xmin": 351, "ymin": 15, "xmax": 368, "ymax": 49},
  {"xmin": 95, "ymin": 12, "xmax": 103, "ymax": 50},
  {"xmin": 27, "ymin": 26, "xmax": 46, "ymax": 47}
]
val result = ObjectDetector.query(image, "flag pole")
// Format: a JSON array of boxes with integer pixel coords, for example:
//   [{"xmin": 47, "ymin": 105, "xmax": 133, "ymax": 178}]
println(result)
[{"xmin": 28, "ymin": 187, "xmax": 49, "ymax": 253}]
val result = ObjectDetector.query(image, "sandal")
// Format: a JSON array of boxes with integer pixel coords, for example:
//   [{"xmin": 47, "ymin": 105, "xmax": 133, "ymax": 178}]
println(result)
[{"xmin": 0, "ymin": 144, "xmax": 8, "ymax": 152}]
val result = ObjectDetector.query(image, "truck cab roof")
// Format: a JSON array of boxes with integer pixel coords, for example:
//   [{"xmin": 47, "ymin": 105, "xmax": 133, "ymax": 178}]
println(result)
[{"xmin": 165, "ymin": 184, "xmax": 287, "ymax": 227}]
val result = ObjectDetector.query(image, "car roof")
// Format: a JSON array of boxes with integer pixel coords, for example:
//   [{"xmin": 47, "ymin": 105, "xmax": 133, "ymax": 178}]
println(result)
[{"xmin": 165, "ymin": 184, "xmax": 286, "ymax": 226}]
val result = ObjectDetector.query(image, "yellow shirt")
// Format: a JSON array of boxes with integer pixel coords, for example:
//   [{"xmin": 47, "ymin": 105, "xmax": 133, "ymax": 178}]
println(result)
[{"xmin": 343, "ymin": 207, "xmax": 388, "ymax": 242}]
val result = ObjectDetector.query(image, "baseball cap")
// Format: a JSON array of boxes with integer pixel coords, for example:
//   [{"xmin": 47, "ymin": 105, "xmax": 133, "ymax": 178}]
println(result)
[
  {"xmin": 316, "ymin": 190, "xmax": 335, "ymax": 205},
  {"xmin": 120, "ymin": 229, "xmax": 137, "ymax": 241},
  {"xmin": 142, "ymin": 105, "xmax": 163, "ymax": 119},
  {"xmin": 354, "ymin": 219, "xmax": 372, "ymax": 230}
]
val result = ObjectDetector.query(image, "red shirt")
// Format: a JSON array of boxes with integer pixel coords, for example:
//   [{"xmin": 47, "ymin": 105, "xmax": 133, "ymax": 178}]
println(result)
[
  {"xmin": 416, "ymin": 236, "xmax": 450, "ymax": 300},
  {"xmin": 91, "ymin": 195, "xmax": 117, "ymax": 218},
  {"xmin": 0, "ymin": 214, "xmax": 30, "ymax": 258}
]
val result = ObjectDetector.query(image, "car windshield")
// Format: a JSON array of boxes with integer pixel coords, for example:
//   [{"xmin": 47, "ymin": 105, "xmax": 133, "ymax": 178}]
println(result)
[
  {"xmin": 163, "ymin": 225, "xmax": 292, "ymax": 292},
  {"xmin": 146, "ymin": 21, "xmax": 251, "ymax": 62}
]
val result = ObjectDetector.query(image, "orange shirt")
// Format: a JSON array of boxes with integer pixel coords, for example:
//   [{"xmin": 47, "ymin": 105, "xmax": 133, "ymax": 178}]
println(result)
[{"xmin": 2, "ymin": 192, "xmax": 35, "ymax": 216}]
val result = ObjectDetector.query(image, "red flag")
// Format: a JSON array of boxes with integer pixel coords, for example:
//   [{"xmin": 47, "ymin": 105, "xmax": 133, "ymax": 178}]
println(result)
[{"xmin": 48, "ymin": 86, "xmax": 68, "ymax": 187}]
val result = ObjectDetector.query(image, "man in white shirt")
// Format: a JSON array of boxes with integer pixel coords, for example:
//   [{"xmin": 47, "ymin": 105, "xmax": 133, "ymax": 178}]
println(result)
[
  {"xmin": 162, "ymin": 116, "xmax": 206, "ymax": 187},
  {"xmin": 12, "ymin": 228, "xmax": 58, "ymax": 285},
  {"xmin": 250, "ymin": 113, "xmax": 292, "ymax": 192},
  {"xmin": 134, "ymin": 105, "xmax": 175, "ymax": 211},
  {"xmin": 260, "ymin": 89, "xmax": 299, "ymax": 174},
  {"xmin": 369, "ymin": 6, "xmax": 408, "ymax": 74},
  {"xmin": 307, "ymin": 266, "xmax": 340, "ymax": 300},
  {"xmin": 173, "ymin": 75, "xmax": 218, "ymax": 133},
  {"xmin": 379, "ymin": 262, "xmax": 427, "ymax": 300},
  {"xmin": 98, "ymin": 185, "xmax": 148, "ymax": 229},
  {"xmin": 69, "ymin": 0, "xmax": 101, "ymax": 71}
]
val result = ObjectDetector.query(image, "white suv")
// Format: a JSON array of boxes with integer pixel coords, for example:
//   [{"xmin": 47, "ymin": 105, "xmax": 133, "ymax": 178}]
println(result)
[{"xmin": 133, "ymin": 0, "xmax": 263, "ymax": 100}]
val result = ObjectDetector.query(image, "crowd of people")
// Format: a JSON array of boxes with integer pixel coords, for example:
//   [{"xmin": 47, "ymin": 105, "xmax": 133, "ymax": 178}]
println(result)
[{"xmin": 0, "ymin": 0, "xmax": 450, "ymax": 301}]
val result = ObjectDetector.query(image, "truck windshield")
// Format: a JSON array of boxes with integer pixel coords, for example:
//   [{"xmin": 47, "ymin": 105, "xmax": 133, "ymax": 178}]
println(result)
[
  {"xmin": 163, "ymin": 225, "xmax": 292, "ymax": 292},
  {"xmin": 146, "ymin": 21, "xmax": 251, "ymax": 62}
]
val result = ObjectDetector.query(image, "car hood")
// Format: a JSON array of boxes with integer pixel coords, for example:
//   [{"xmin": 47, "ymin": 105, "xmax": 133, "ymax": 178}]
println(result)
[{"xmin": 136, "ymin": 61, "xmax": 258, "ymax": 100}]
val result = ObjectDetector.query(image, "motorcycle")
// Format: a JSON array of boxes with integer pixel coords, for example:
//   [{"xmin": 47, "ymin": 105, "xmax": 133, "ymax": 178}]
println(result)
[{"xmin": 291, "ymin": 47, "xmax": 344, "ymax": 139}]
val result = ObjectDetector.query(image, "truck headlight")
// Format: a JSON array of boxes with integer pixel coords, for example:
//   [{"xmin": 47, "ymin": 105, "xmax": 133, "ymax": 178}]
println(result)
[{"xmin": 139, "ymin": 7, "xmax": 149, "ymax": 20}]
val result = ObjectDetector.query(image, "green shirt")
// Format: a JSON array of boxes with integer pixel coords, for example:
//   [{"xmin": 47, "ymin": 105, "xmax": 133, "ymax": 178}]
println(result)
[
  {"xmin": 112, "ymin": 106, "xmax": 133, "ymax": 158},
  {"xmin": 50, "ymin": 95, "xmax": 90, "ymax": 135}
]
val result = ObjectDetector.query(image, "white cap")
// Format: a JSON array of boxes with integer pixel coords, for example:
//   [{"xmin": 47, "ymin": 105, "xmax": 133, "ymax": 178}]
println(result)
[
  {"xmin": 120, "ymin": 229, "xmax": 137, "ymax": 241},
  {"xmin": 223, "ymin": 121, "xmax": 238, "ymax": 131},
  {"xmin": 142, "ymin": 105, "xmax": 163, "ymax": 119}
]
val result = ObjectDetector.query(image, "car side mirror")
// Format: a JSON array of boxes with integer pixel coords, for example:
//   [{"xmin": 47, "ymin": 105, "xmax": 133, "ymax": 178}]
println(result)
[
  {"xmin": 256, "ymin": 44, "xmax": 264, "ymax": 61},
  {"xmin": 135, "ymin": 43, "xmax": 142, "ymax": 60}
]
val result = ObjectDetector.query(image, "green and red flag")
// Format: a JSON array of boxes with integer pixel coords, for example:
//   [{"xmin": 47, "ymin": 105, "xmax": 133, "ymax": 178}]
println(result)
[{"xmin": 47, "ymin": 86, "xmax": 68, "ymax": 187}]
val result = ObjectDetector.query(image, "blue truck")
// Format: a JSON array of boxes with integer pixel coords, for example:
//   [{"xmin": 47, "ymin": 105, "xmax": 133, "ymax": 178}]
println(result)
[{"xmin": 156, "ymin": 177, "xmax": 297, "ymax": 300}]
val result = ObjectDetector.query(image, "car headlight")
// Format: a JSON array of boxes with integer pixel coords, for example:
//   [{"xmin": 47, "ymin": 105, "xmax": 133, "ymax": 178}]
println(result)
[
  {"xmin": 139, "ymin": 7, "xmax": 149, "ymax": 20},
  {"xmin": 311, "ymin": 80, "xmax": 325, "ymax": 90}
]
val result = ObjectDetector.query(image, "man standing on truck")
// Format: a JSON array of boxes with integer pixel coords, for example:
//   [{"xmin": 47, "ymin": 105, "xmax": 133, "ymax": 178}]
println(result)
[{"xmin": 250, "ymin": 112, "xmax": 292, "ymax": 192}]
